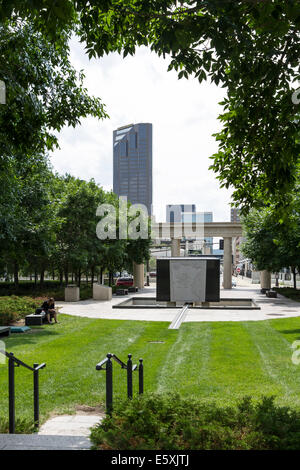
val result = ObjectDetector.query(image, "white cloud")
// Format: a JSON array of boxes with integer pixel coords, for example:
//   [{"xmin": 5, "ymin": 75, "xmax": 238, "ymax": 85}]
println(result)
[{"xmin": 50, "ymin": 38, "xmax": 233, "ymax": 222}]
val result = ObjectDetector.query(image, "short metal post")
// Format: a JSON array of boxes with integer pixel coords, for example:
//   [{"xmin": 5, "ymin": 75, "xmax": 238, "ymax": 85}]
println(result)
[
  {"xmin": 33, "ymin": 363, "xmax": 39, "ymax": 429},
  {"xmin": 106, "ymin": 354, "xmax": 113, "ymax": 415},
  {"xmin": 139, "ymin": 358, "xmax": 143, "ymax": 395},
  {"xmin": 127, "ymin": 354, "xmax": 133, "ymax": 399},
  {"xmin": 8, "ymin": 354, "xmax": 15, "ymax": 434}
]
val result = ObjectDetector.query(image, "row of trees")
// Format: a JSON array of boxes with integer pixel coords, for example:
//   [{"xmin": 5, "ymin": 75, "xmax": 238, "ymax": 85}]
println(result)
[
  {"xmin": 1, "ymin": 1, "xmax": 299, "ymax": 212},
  {"xmin": 0, "ymin": 19, "xmax": 150, "ymax": 287},
  {"xmin": 0, "ymin": 167, "xmax": 150, "ymax": 287},
  {"xmin": 241, "ymin": 179, "xmax": 300, "ymax": 288}
]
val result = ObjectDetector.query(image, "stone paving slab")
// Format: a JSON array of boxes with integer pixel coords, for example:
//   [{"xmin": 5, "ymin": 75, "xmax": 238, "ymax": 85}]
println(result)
[
  {"xmin": 0, "ymin": 434, "xmax": 91, "ymax": 450},
  {"xmin": 56, "ymin": 283, "xmax": 300, "ymax": 323},
  {"xmin": 38, "ymin": 414, "xmax": 102, "ymax": 436}
]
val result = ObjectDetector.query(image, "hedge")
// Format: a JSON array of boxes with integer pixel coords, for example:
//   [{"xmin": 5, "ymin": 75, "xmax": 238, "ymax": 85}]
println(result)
[
  {"xmin": 0, "ymin": 296, "xmax": 40, "ymax": 326},
  {"xmin": 90, "ymin": 393, "xmax": 300, "ymax": 450}
]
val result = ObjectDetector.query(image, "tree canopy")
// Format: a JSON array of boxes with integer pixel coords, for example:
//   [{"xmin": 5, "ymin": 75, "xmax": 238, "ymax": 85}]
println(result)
[
  {"xmin": 1, "ymin": 1, "xmax": 299, "ymax": 210},
  {"xmin": 241, "ymin": 186, "xmax": 300, "ymax": 287}
]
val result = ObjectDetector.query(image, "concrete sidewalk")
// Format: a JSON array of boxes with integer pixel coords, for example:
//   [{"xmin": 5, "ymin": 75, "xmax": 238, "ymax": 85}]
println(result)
[
  {"xmin": 56, "ymin": 284, "xmax": 300, "ymax": 323},
  {"xmin": 0, "ymin": 434, "xmax": 91, "ymax": 450}
]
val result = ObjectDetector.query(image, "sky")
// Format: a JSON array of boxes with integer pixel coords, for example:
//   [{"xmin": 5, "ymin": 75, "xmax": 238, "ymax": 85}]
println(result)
[{"xmin": 50, "ymin": 37, "xmax": 233, "ymax": 223}]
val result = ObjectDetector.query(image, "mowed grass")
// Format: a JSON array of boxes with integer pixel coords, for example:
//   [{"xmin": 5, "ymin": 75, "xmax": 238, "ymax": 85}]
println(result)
[{"xmin": 1, "ymin": 314, "xmax": 300, "ymax": 426}]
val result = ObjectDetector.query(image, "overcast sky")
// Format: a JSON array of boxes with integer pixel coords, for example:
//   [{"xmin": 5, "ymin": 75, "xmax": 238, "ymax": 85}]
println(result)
[{"xmin": 50, "ymin": 37, "xmax": 233, "ymax": 222}]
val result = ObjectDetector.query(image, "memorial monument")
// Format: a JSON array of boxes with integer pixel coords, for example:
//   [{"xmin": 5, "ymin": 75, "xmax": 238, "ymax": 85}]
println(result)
[{"xmin": 156, "ymin": 257, "xmax": 220, "ymax": 303}]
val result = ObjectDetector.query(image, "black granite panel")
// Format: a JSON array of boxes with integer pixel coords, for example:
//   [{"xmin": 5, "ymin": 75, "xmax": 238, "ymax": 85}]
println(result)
[
  {"xmin": 205, "ymin": 259, "xmax": 220, "ymax": 302},
  {"xmin": 156, "ymin": 259, "xmax": 170, "ymax": 301}
]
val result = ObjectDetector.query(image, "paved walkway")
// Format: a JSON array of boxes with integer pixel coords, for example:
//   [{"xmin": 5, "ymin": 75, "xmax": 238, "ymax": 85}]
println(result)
[
  {"xmin": 0, "ymin": 413, "xmax": 103, "ymax": 450},
  {"xmin": 56, "ymin": 280, "xmax": 300, "ymax": 323},
  {"xmin": 0, "ymin": 434, "xmax": 91, "ymax": 450},
  {"xmin": 38, "ymin": 414, "xmax": 102, "ymax": 437}
]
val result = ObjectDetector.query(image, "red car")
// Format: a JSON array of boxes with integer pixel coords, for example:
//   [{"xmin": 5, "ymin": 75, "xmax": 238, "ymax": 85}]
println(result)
[{"xmin": 115, "ymin": 277, "xmax": 134, "ymax": 287}]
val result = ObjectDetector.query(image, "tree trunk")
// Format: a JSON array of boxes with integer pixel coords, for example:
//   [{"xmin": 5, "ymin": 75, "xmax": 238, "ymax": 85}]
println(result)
[
  {"xmin": 52, "ymin": 270, "xmax": 55, "ymax": 281},
  {"xmin": 100, "ymin": 268, "xmax": 103, "ymax": 285},
  {"xmin": 14, "ymin": 261, "xmax": 19, "ymax": 288},
  {"xmin": 34, "ymin": 269, "xmax": 38, "ymax": 286},
  {"xmin": 292, "ymin": 267, "xmax": 297, "ymax": 290},
  {"xmin": 64, "ymin": 269, "xmax": 68, "ymax": 286},
  {"xmin": 91, "ymin": 266, "xmax": 95, "ymax": 287},
  {"xmin": 40, "ymin": 269, "xmax": 45, "ymax": 285},
  {"xmin": 59, "ymin": 270, "xmax": 63, "ymax": 286},
  {"xmin": 78, "ymin": 269, "xmax": 81, "ymax": 288}
]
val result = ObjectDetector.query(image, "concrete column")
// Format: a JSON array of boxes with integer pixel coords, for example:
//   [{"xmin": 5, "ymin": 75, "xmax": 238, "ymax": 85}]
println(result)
[
  {"xmin": 185, "ymin": 240, "xmax": 189, "ymax": 256},
  {"xmin": 260, "ymin": 270, "xmax": 271, "ymax": 290},
  {"xmin": 171, "ymin": 238, "xmax": 181, "ymax": 257},
  {"xmin": 203, "ymin": 244, "xmax": 211, "ymax": 255},
  {"xmin": 133, "ymin": 262, "xmax": 144, "ymax": 289},
  {"xmin": 223, "ymin": 237, "xmax": 232, "ymax": 289},
  {"xmin": 93, "ymin": 283, "xmax": 112, "ymax": 300},
  {"xmin": 64, "ymin": 285, "xmax": 80, "ymax": 302},
  {"xmin": 251, "ymin": 270, "xmax": 260, "ymax": 284}
]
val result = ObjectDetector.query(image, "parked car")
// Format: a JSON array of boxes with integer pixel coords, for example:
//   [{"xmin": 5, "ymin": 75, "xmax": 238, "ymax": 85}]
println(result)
[
  {"xmin": 116, "ymin": 277, "xmax": 134, "ymax": 287},
  {"xmin": 149, "ymin": 271, "xmax": 157, "ymax": 278}
]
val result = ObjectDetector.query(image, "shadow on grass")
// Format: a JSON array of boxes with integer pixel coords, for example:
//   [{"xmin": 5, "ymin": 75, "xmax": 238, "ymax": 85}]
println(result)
[
  {"xmin": 2, "ymin": 327, "xmax": 61, "ymax": 347},
  {"xmin": 279, "ymin": 329, "xmax": 300, "ymax": 335}
]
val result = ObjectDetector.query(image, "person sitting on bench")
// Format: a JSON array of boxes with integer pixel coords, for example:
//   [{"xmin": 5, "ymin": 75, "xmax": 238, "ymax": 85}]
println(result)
[{"xmin": 41, "ymin": 297, "xmax": 58, "ymax": 324}]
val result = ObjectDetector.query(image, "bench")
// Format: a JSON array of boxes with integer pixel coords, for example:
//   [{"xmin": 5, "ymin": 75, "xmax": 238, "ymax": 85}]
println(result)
[
  {"xmin": 128, "ymin": 287, "xmax": 138, "ymax": 293},
  {"xmin": 266, "ymin": 290, "xmax": 277, "ymax": 298},
  {"xmin": 0, "ymin": 326, "xmax": 11, "ymax": 337},
  {"xmin": 25, "ymin": 312, "xmax": 47, "ymax": 326},
  {"xmin": 115, "ymin": 289, "xmax": 129, "ymax": 296}
]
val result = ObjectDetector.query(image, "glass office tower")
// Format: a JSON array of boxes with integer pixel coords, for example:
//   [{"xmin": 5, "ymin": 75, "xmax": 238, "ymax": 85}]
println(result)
[
  {"xmin": 113, "ymin": 123, "xmax": 153, "ymax": 214},
  {"xmin": 166, "ymin": 204, "xmax": 196, "ymax": 223}
]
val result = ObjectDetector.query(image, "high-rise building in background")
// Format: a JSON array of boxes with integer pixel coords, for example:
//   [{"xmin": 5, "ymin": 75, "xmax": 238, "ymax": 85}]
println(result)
[
  {"xmin": 231, "ymin": 207, "xmax": 240, "ymax": 223},
  {"xmin": 113, "ymin": 123, "xmax": 153, "ymax": 214},
  {"xmin": 166, "ymin": 205, "xmax": 214, "ymax": 254},
  {"xmin": 166, "ymin": 204, "xmax": 196, "ymax": 223}
]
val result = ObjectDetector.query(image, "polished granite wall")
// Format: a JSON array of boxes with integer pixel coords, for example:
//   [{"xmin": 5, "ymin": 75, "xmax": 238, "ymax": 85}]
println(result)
[{"xmin": 156, "ymin": 257, "xmax": 220, "ymax": 303}]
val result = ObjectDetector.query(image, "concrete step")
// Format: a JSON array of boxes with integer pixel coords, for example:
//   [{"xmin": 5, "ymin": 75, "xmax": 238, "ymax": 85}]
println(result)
[{"xmin": 0, "ymin": 434, "xmax": 91, "ymax": 450}]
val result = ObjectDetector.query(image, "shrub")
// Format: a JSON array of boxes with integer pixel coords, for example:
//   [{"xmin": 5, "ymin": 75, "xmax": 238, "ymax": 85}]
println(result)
[
  {"xmin": 0, "ymin": 281, "xmax": 93, "ymax": 301},
  {"xmin": 90, "ymin": 394, "xmax": 300, "ymax": 450},
  {"xmin": 0, "ymin": 296, "xmax": 40, "ymax": 325},
  {"xmin": 0, "ymin": 280, "xmax": 62, "ymax": 297},
  {"xmin": 274, "ymin": 287, "xmax": 300, "ymax": 302}
]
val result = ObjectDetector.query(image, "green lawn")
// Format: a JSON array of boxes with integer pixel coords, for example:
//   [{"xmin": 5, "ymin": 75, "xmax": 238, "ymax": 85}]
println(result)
[{"xmin": 1, "ymin": 314, "xmax": 300, "ymax": 428}]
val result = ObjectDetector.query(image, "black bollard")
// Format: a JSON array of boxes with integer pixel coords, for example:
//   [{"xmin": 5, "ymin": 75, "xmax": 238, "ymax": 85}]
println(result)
[
  {"xmin": 106, "ymin": 354, "xmax": 113, "ymax": 414},
  {"xmin": 127, "ymin": 354, "xmax": 133, "ymax": 399},
  {"xmin": 8, "ymin": 353, "xmax": 15, "ymax": 434},
  {"xmin": 33, "ymin": 363, "xmax": 39, "ymax": 428},
  {"xmin": 139, "ymin": 358, "xmax": 144, "ymax": 395}
]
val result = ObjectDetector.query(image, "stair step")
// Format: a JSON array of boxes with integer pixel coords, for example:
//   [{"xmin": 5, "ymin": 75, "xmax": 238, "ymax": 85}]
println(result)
[{"xmin": 0, "ymin": 434, "xmax": 91, "ymax": 450}]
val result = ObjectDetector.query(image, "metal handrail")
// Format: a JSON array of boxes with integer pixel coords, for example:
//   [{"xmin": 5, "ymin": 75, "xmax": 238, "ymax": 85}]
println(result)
[
  {"xmin": 96, "ymin": 353, "xmax": 143, "ymax": 414},
  {"xmin": 96, "ymin": 353, "xmax": 136, "ymax": 371},
  {"xmin": 0, "ymin": 349, "xmax": 46, "ymax": 372},
  {"xmin": 0, "ymin": 349, "xmax": 46, "ymax": 433}
]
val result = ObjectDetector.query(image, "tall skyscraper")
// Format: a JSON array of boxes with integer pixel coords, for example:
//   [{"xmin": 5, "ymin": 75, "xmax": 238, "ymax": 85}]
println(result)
[
  {"xmin": 113, "ymin": 123, "xmax": 152, "ymax": 214},
  {"xmin": 230, "ymin": 207, "xmax": 240, "ymax": 223},
  {"xmin": 166, "ymin": 204, "xmax": 196, "ymax": 223}
]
